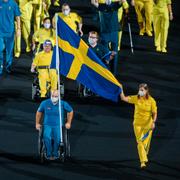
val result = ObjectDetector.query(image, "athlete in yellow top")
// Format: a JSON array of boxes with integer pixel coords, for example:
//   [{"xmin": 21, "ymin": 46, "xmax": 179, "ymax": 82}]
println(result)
[
  {"xmin": 32, "ymin": 17, "xmax": 55, "ymax": 54},
  {"xmin": 54, "ymin": 3, "xmax": 83, "ymax": 36},
  {"xmin": 131, "ymin": 0, "xmax": 154, "ymax": 36},
  {"xmin": 120, "ymin": 83, "xmax": 157, "ymax": 168},
  {"xmin": 153, "ymin": 0, "xmax": 173, "ymax": 53},
  {"xmin": 31, "ymin": 40, "xmax": 57, "ymax": 98}
]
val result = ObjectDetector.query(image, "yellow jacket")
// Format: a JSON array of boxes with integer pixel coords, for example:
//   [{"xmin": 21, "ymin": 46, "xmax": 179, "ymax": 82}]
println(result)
[
  {"xmin": 154, "ymin": 0, "xmax": 171, "ymax": 8},
  {"xmin": 58, "ymin": 12, "xmax": 82, "ymax": 33},
  {"xmin": 33, "ymin": 28, "xmax": 55, "ymax": 45},
  {"xmin": 128, "ymin": 95, "xmax": 157, "ymax": 127},
  {"xmin": 33, "ymin": 51, "xmax": 53, "ymax": 67},
  {"xmin": 18, "ymin": 0, "xmax": 33, "ymax": 21},
  {"xmin": 31, "ymin": 0, "xmax": 42, "ymax": 5}
]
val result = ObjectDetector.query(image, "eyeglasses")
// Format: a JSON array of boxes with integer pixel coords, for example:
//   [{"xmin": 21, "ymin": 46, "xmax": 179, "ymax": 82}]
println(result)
[
  {"xmin": 89, "ymin": 36, "xmax": 97, "ymax": 39},
  {"xmin": 63, "ymin": 8, "xmax": 70, "ymax": 11},
  {"xmin": 52, "ymin": 96, "xmax": 58, "ymax": 98}
]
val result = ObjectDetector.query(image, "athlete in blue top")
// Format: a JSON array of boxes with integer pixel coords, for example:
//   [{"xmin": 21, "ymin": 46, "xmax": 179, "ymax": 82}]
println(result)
[
  {"xmin": 36, "ymin": 90, "xmax": 74, "ymax": 160},
  {"xmin": 0, "ymin": 0, "xmax": 21, "ymax": 75}
]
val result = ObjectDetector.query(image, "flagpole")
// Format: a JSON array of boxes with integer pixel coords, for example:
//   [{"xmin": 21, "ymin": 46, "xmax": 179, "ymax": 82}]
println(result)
[{"xmin": 55, "ymin": 14, "xmax": 63, "ymax": 144}]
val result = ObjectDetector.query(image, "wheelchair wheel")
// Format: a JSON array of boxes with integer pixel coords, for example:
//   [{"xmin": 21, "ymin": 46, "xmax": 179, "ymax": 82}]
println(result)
[
  {"xmin": 32, "ymin": 84, "xmax": 36, "ymax": 100},
  {"xmin": 63, "ymin": 127, "xmax": 70, "ymax": 158},
  {"xmin": 32, "ymin": 72, "xmax": 40, "ymax": 100},
  {"xmin": 38, "ymin": 128, "xmax": 46, "ymax": 163},
  {"xmin": 60, "ymin": 83, "xmax": 65, "ymax": 98},
  {"xmin": 40, "ymin": 145, "xmax": 46, "ymax": 163},
  {"xmin": 77, "ymin": 83, "xmax": 83, "ymax": 97}
]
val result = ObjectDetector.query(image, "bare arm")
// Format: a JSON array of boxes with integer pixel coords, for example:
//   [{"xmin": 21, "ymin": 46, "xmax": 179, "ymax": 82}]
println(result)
[
  {"xmin": 120, "ymin": 90, "xmax": 129, "ymax": 103},
  {"xmin": 65, "ymin": 111, "xmax": 74, "ymax": 129},
  {"xmin": 52, "ymin": 15, "xmax": 56, "ymax": 29},
  {"xmin": 151, "ymin": 112, "xmax": 157, "ymax": 130},
  {"xmin": 36, "ymin": 111, "xmax": 43, "ymax": 130},
  {"xmin": 78, "ymin": 22, "xmax": 83, "ymax": 36},
  {"xmin": 91, "ymin": 0, "xmax": 99, "ymax": 8},
  {"xmin": 131, "ymin": 0, "xmax": 135, "ymax": 6},
  {"xmin": 15, "ymin": 16, "xmax": 21, "ymax": 37},
  {"xmin": 31, "ymin": 61, "xmax": 37, "ymax": 72},
  {"xmin": 168, "ymin": 3, "xmax": 173, "ymax": 20}
]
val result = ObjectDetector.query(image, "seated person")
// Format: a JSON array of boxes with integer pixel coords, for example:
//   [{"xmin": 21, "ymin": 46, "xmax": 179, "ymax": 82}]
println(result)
[
  {"xmin": 35, "ymin": 90, "xmax": 74, "ymax": 160},
  {"xmin": 31, "ymin": 40, "xmax": 57, "ymax": 99},
  {"xmin": 82, "ymin": 31, "xmax": 116, "ymax": 97},
  {"xmin": 88, "ymin": 31, "xmax": 116, "ymax": 69},
  {"xmin": 32, "ymin": 17, "xmax": 55, "ymax": 54}
]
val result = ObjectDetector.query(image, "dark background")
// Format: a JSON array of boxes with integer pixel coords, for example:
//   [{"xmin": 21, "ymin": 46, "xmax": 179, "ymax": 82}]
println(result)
[{"xmin": 0, "ymin": 0, "xmax": 180, "ymax": 179}]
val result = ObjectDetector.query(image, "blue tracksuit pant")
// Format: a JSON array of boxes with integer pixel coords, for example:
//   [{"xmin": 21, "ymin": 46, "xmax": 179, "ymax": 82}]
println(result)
[
  {"xmin": 101, "ymin": 31, "xmax": 119, "ymax": 75},
  {"xmin": 0, "ymin": 33, "xmax": 15, "ymax": 70},
  {"xmin": 43, "ymin": 125, "xmax": 61, "ymax": 158}
]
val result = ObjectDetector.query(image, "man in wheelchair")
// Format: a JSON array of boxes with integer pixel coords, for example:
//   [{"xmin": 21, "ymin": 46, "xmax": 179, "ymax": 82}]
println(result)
[
  {"xmin": 35, "ymin": 90, "xmax": 74, "ymax": 160},
  {"xmin": 31, "ymin": 40, "xmax": 57, "ymax": 100}
]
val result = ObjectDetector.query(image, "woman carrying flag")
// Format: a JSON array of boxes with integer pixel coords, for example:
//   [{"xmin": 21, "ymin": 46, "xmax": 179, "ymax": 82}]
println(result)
[{"xmin": 120, "ymin": 83, "xmax": 157, "ymax": 168}]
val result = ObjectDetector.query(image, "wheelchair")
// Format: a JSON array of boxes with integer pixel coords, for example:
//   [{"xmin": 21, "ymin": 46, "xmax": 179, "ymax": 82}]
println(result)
[
  {"xmin": 77, "ymin": 84, "xmax": 95, "ymax": 98},
  {"xmin": 38, "ymin": 126, "xmax": 70, "ymax": 163},
  {"xmin": 32, "ymin": 69, "xmax": 64, "ymax": 101}
]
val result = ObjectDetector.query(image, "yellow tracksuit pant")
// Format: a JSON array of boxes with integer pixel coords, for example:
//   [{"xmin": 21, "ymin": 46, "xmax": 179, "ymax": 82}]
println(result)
[
  {"xmin": 14, "ymin": 1, "xmax": 33, "ymax": 55},
  {"xmin": 153, "ymin": 6, "xmax": 169, "ymax": 49},
  {"xmin": 14, "ymin": 22, "xmax": 21, "ymax": 56},
  {"xmin": 118, "ymin": 7, "xmax": 124, "ymax": 51},
  {"xmin": 118, "ymin": 1, "xmax": 129, "ymax": 50},
  {"xmin": 33, "ymin": 5, "xmax": 42, "ymax": 32},
  {"xmin": 38, "ymin": 69, "xmax": 58, "ymax": 97},
  {"xmin": 134, "ymin": 0, "xmax": 153, "ymax": 33},
  {"xmin": 134, "ymin": 125, "xmax": 153, "ymax": 163}
]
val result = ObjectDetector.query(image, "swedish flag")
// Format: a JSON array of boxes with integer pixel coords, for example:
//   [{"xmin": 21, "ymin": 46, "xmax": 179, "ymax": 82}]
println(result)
[{"xmin": 51, "ymin": 16, "xmax": 122, "ymax": 102}]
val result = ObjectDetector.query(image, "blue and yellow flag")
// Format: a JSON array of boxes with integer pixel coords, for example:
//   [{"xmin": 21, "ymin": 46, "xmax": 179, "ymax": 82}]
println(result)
[{"xmin": 51, "ymin": 16, "xmax": 122, "ymax": 102}]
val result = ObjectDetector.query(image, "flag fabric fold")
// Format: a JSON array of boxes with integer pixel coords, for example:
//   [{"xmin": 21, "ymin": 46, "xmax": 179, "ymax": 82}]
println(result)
[{"xmin": 51, "ymin": 16, "xmax": 122, "ymax": 102}]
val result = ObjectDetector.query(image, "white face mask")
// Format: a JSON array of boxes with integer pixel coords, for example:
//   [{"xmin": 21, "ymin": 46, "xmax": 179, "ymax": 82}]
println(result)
[
  {"xmin": 44, "ymin": 23, "xmax": 51, "ymax": 29},
  {"xmin": 138, "ymin": 90, "xmax": 145, "ymax": 97},
  {"xmin": 51, "ymin": 96, "xmax": 59, "ymax": 105},
  {"xmin": 63, "ymin": 9, "xmax": 70, "ymax": 16},
  {"xmin": 88, "ymin": 38, "xmax": 96, "ymax": 46},
  {"xmin": 105, "ymin": 0, "xmax": 111, "ymax": 5}
]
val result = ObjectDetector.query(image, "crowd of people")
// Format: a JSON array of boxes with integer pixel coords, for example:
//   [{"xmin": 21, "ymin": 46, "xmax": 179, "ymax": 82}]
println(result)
[
  {"xmin": 0, "ymin": 0, "xmax": 173, "ymax": 168},
  {"xmin": 0, "ymin": 0, "xmax": 173, "ymax": 75}
]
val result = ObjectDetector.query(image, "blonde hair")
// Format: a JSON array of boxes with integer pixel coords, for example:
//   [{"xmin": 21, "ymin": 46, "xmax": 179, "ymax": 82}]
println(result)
[{"xmin": 89, "ymin": 31, "xmax": 99, "ymax": 39}]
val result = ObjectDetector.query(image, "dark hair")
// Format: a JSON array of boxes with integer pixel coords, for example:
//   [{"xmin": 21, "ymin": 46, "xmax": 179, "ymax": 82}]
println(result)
[
  {"xmin": 62, "ymin": 3, "xmax": 70, "ymax": 8},
  {"xmin": 138, "ymin": 83, "xmax": 150, "ymax": 99},
  {"xmin": 43, "ymin": 17, "xmax": 51, "ymax": 23},
  {"xmin": 89, "ymin": 31, "xmax": 99, "ymax": 39}
]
